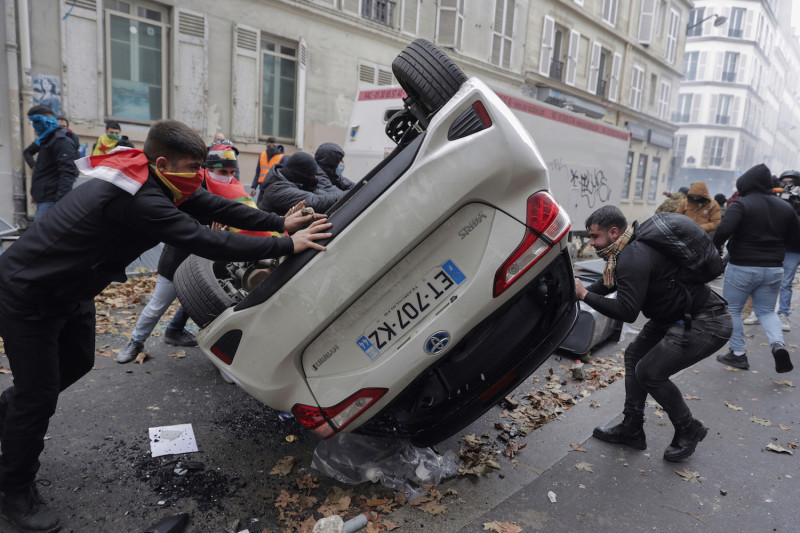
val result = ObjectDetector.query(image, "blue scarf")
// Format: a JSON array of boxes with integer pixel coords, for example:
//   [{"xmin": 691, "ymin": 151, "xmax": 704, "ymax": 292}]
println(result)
[{"xmin": 30, "ymin": 114, "xmax": 61, "ymax": 146}]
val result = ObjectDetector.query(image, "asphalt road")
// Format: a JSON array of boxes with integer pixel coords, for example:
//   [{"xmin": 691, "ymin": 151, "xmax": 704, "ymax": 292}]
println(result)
[{"xmin": 0, "ymin": 279, "xmax": 797, "ymax": 532}]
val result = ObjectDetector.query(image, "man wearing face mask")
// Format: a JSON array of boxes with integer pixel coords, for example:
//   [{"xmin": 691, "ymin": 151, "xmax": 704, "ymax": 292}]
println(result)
[
  {"xmin": 257, "ymin": 151, "xmax": 346, "ymax": 215},
  {"xmin": 23, "ymin": 105, "xmax": 79, "ymax": 222},
  {"xmin": 91, "ymin": 120, "xmax": 131, "ymax": 156},
  {"xmin": 314, "ymin": 142, "xmax": 354, "ymax": 192},
  {"xmin": 0, "ymin": 120, "xmax": 331, "ymax": 532},
  {"xmin": 675, "ymin": 181, "xmax": 721, "ymax": 236}
]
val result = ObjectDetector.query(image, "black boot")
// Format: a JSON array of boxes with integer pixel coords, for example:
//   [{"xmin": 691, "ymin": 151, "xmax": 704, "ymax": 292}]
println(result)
[
  {"xmin": 0, "ymin": 483, "xmax": 61, "ymax": 532},
  {"xmin": 592, "ymin": 415, "xmax": 647, "ymax": 450},
  {"xmin": 663, "ymin": 417, "xmax": 708, "ymax": 462}
]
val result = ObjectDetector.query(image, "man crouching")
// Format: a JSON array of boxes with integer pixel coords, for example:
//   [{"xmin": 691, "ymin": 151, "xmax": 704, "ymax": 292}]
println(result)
[{"xmin": 574, "ymin": 206, "xmax": 732, "ymax": 462}]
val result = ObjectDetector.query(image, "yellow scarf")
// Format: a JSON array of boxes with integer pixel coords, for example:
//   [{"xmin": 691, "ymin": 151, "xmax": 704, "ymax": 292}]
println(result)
[{"xmin": 596, "ymin": 225, "xmax": 634, "ymax": 288}]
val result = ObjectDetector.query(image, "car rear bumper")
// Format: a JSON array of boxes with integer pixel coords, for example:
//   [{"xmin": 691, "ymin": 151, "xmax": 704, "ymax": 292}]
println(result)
[{"xmin": 356, "ymin": 249, "xmax": 578, "ymax": 446}]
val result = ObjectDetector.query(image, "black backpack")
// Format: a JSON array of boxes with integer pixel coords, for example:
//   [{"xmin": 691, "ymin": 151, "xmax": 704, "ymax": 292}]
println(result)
[{"xmin": 635, "ymin": 213, "xmax": 724, "ymax": 284}]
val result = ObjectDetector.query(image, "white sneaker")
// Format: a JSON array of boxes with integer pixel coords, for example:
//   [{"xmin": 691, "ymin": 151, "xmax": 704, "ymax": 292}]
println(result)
[
  {"xmin": 742, "ymin": 312, "xmax": 759, "ymax": 325},
  {"xmin": 779, "ymin": 314, "xmax": 791, "ymax": 332}
]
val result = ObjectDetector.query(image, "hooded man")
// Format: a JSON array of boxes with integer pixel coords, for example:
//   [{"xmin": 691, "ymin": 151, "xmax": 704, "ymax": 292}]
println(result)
[
  {"xmin": 655, "ymin": 187, "xmax": 689, "ymax": 214},
  {"xmin": 314, "ymin": 142, "xmax": 354, "ymax": 192},
  {"xmin": 675, "ymin": 181, "xmax": 721, "ymax": 234},
  {"xmin": 576, "ymin": 206, "xmax": 731, "ymax": 463},
  {"xmin": 23, "ymin": 104, "xmax": 79, "ymax": 221},
  {"xmin": 257, "ymin": 152, "xmax": 345, "ymax": 215},
  {"xmin": 713, "ymin": 163, "xmax": 800, "ymax": 373}
]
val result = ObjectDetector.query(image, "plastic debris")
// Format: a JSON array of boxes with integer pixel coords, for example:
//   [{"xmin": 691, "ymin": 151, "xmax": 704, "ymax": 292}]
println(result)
[{"xmin": 570, "ymin": 361, "xmax": 586, "ymax": 380}]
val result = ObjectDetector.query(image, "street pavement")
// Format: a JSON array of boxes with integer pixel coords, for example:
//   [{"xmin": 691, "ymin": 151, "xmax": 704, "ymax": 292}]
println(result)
[{"xmin": 0, "ymin": 280, "xmax": 797, "ymax": 532}]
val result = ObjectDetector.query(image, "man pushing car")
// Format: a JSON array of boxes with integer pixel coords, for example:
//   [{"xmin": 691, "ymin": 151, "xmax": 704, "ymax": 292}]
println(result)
[{"xmin": 0, "ymin": 119, "xmax": 331, "ymax": 532}]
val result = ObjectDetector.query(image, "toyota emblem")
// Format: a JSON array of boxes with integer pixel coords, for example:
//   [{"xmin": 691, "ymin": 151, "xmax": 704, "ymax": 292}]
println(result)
[{"xmin": 424, "ymin": 331, "xmax": 451, "ymax": 355}]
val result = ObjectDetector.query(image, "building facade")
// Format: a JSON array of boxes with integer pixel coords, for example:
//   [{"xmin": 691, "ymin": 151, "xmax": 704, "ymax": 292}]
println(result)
[
  {"xmin": 673, "ymin": 0, "xmax": 800, "ymax": 197},
  {"xmin": 2, "ymin": 0, "xmax": 692, "ymax": 227}
]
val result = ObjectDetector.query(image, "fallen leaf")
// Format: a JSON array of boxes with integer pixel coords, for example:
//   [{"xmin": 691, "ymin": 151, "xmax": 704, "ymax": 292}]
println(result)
[
  {"xmin": 766, "ymin": 443, "xmax": 793, "ymax": 455},
  {"xmin": 773, "ymin": 380, "xmax": 795, "ymax": 387},
  {"xmin": 683, "ymin": 394, "xmax": 701, "ymax": 400},
  {"xmin": 296, "ymin": 474, "xmax": 319, "ymax": 490},
  {"xmin": 92, "ymin": 366, "xmax": 106, "ymax": 370},
  {"xmin": 723, "ymin": 365, "xmax": 743, "ymax": 372},
  {"xmin": 750, "ymin": 416, "xmax": 773, "ymax": 427},
  {"xmin": 482, "ymin": 521, "xmax": 523, "ymax": 533},
  {"xmin": 675, "ymin": 469, "xmax": 701, "ymax": 483},
  {"xmin": 575, "ymin": 462, "xmax": 593, "ymax": 472},
  {"xmin": 167, "ymin": 351, "xmax": 186, "ymax": 359},
  {"xmin": 383, "ymin": 519, "xmax": 399, "ymax": 530},
  {"xmin": 285, "ymin": 434, "xmax": 298, "ymax": 443},
  {"xmin": 589, "ymin": 400, "xmax": 600, "ymax": 408},
  {"xmin": 788, "ymin": 441, "xmax": 799, "ymax": 449},
  {"xmin": 654, "ymin": 410, "xmax": 664, "ymax": 419},
  {"xmin": 269, "ymin": 455, "xmax": 296, "ymax": 476},
  {"xmin": 417, "ymin": 501, "xmax": 446, "ymax": 515},
  {"xmin": 725, "ymin": 401, "xmax": 743, "ymax": 411},
  {"xmin": 779, "ymin": 424, "xmax": 794, "ymax": 431},
  {"xmin": 578, "ymin": 484, "xmax": 586, "ymax": 489},
  {"xmin": 570, "ymin": 443, "xmax": 587, "ymax": 452},
  {"xmin": 547, "ymin": 491, "xmax": 557, "ymax": 503},
  {"xmin": 134, "ymin": 352, "xmax": 151, "ymax": 365}
]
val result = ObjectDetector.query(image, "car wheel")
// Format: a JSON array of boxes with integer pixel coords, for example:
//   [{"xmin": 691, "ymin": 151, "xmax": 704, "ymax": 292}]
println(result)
[
  {"xmin": 174, "ymin": 255, "xmax": 237, "ymax": 328},
  {"xmin": 392, "ymin": 38, "xmax": 468, "ymax": 114}
]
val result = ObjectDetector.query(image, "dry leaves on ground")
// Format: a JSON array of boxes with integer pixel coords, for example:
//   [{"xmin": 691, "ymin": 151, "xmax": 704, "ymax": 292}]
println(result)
[
  {"xmin": 675, "ymin": 469, "xmax": 701, "ymax": 483},
  {"xmin": 725, "ymin": 401, "xmax": 743, "ymax": 411},
  {"xmin": 575, "ymin": 462, "xmax": 593, "ymax": 472},
  {"xmin": 773, "ymin": 380, "xmax": 795, "ymax": 387},
  {"xmin": 750, "ymin": 416, "xmax": 773, "ymax": 427},
  {"xmin": 483, "ymin": 520, "xmax": 523, "ymax": 533},
  {"xmin": 269, "ymin": 456, "xmax": 296, "ymax": 476},
  {"xmin": 766, "ymin": 443, "xmax": 793, "ymax": 455},
  {"xmin": 134, "ymin": 352, "xmax": 151, "ymax": 365}
]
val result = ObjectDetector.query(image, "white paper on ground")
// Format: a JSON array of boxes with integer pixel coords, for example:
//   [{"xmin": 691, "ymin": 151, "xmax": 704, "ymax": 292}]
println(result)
[{"xmin": 149, "ymin": 423, "xmax": 198, "ymax": 457}]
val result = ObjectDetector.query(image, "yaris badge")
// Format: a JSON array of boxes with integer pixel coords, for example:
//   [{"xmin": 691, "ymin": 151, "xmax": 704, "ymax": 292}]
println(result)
[{"xmin": 424, "ymin": 331, "xmax": 451, "ymax": 355}]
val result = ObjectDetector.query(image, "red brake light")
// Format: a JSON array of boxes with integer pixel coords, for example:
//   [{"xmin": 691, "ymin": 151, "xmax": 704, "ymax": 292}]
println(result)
[
  {"xmin": 493, "ymin": 192, "xmax": 570, "ymax": 298},
  {"xmin": 291, "ymin": 388, "xmax": 388, "ymax": 439}
]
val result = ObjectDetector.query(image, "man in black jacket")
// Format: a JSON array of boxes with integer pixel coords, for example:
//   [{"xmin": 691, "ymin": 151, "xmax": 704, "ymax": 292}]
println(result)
[
  {"xmin": 23, "ymin": 104, "xmax": 79, "ymax": 221},
  {"xmin": 0, "ymin": 120, "xmax": 331, "ymax": 532},
  {"xmin": 314, "ymin": 142, "xmax": 354, "ymax": 192},
  {"xmin": 713, "ymin": 163, "xmax": 800, "ymax": 373},
  {"xmin": 257, "ymin": 152, "xmax": 345, "ymax": 215},
  {"xmin": 575, "ymin": 206, "xmax": 732, "ymax": 462}
]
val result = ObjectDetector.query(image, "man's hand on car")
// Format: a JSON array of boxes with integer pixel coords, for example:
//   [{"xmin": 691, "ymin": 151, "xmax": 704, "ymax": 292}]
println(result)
[
  {"xmin": 574, "ymin": 277, "xmax": 588, "ymax": 301},
  {"xmin": 283, "ymin": 201, "xmax": 325, "ymax": 233},
  {"xmin": 290, "ymin": 218, "xmax": 332, "ymax": 253}
]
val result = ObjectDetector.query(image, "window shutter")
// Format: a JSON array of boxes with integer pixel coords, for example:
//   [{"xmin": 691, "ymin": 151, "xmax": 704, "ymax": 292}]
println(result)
[
  {"xmin": 731, "ymin": 96, "xmax": 740, "ymax": 126},
  {"xmin": 717, "ymin": 7, "xmax": 731, "ymax": 37},
  {"xmin": 638, "ymin": 0, "xmax": 655, "ymax": 45},
  {"xmin": 538, "ymin": 16, "xmax": 555, "ymax": 76},
  {"xmin": 690, "ymin": 94, "xmax": 702, "ymax": 122},
  {"xmin": 402, "ymin": 0, "xmax": 420, "ymax": 35},
  {"xmin": 172, "ymin": 9, "xmax": 208, "ymax": 132},
  {"xmin": 698, "ymin": 51, "xmax": 707, "ymax": 80},
  {"xmin": 724, "ymin": 138, "xmax": 734, "ymax": 168},
  {"xmin": 609, "ymin": 52, "xmax": 621, "ymax": 102},
  {"xmin": 702, "ymin": 137, "xmax": 712, "ymax": 166},
  {"xmin": 232, "ymin": 24, "xmax": 260, "ymax": 141},
  {"xmin": 714, "ymin": 51, "xmax": 724, "ymax": 81},
  {"xmin": 708, "ymin": 94, "xmax": 718, "ymax": 123},
  {"xmin": 744, "ymin": 10, "xmax": 755, "ymax": 40},
  {"xmin": 295, "ymin": 37, "xmax": 307, "ymax": 149},
  {"xmin": 738, "ymin": 55, "xmax": 748, "ymax": 83},
  {"xmin": 588, "ymin": 41, "xmax": 601, "ymax": 93},
  {"xmin": 565, "ymin": 29, "xmax": 580, "ymax": 86},
  {"xmin": 60, "ymin": 0, "xmax": 103, "ymax": 121}
]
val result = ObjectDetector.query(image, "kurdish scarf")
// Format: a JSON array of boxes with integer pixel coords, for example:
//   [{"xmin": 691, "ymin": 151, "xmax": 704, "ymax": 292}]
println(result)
[
  {"xmin": 92, "ymin": 134, "xmax": 120, "ymax": 156},
  {"xmin": 596, "ymin": 225, "xmax": 634, "ymax": 288}
]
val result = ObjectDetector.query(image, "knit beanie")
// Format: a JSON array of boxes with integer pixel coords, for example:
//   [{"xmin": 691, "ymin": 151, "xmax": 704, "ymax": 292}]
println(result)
[{"xmin": 282, "ymin": 152, "xmax": 319, "ymax": 190}]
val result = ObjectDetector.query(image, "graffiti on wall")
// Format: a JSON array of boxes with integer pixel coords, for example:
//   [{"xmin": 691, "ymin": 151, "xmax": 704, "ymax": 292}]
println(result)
[
  {"xmin": 570, "ymin": 168, "xmax": 611, "ymax": 208},
  {"xmin": 33, "ymin": 73, "xmax": 62, "ymax": 116}
]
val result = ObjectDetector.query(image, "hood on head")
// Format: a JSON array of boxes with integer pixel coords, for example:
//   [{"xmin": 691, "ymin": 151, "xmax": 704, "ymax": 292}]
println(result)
[
  {"xmin": 314, "ymin": 142, "xmax": 345, "ymax": 173},
  {"xmin": 282, "ymin": 152, "xmax": 319, "ymax": 191},
  {"xmin": 737, "ymin": 163, "xmax": 773, "ymax": 196},
  {"xmin": 687, "ymin": 181, "xmax": 711, "ymax": 200}
]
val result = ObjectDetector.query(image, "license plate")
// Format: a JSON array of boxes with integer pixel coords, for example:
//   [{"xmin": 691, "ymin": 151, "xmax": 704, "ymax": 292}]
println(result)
[{"xmin": 356, "ymin": 260, "xmax": 466, "ymax": 360}]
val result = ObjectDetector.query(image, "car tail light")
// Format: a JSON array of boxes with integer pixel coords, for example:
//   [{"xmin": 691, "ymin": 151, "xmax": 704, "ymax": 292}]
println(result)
[
  {"xmin": 291, "ymin": 388, "xmax": 388, "ymax": 439},
  {"xmin": 493, "ymin": 192, "xmax": 571, "ymax": 297}
]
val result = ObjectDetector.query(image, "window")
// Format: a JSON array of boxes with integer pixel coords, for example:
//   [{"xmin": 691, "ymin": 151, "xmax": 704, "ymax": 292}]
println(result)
[
  {"xmin": 707, "ymin": 137, "xmax": 728, "ymax": 167},
  {"xmin": 362, "ymin": 0, "xmax": 395, "ymax": 26},
  {"xmin": 715, "ymin": 94, "xmax": 733, "ymax": 125},
  {"xmin": 491, "ymin": 0, "xmax": 515, "ymax": 69},
  {"xmin": 728, "ymin": 7, "xmax": 745, "ymax": 38},
  {"xmin": 674, "ymin": 135, "xmax": 688, "ymax": 167},
  {"xmin": 657, "ymin": 81, "xmax": 671, "ymax": 120},
  {"xmin": 655, "ymin": 0, "xmax": 667, "ymax": 38},
  {"xmin": 549, "ymin": 27, "xmax": 564, "ymax": 81},
  {"xmin": 683, "ymin": 52, "xmax": 699, "ymax": 80},
  {"xmin": 648, "ymin": 157, "xmax": 661, "ymax": 202},
  {"xmin": 437, "ymin": 0, "xmax": 464, "ymax": 49},
  {"xmin": 634, "ymin": 154, "xmax": 648, "ymax": 200},
  {"xmin": 722, "ymin": 52, "xmax": 738, "ymax": 82},
  {"xmin": 664, "ymin": 9, "xmax": 680, "ymax": 63},
  {"xmin": 638, "ymin": 0, "xmax": 655, "ymax": 45},
  {"xmin": 629, "ymin": 65, "xmax": 644, "ymax": 111},
  {"xmin": 261, "ymin": 36, "xmax": 298, "ymax": 139},
  {"xmin": 602, "ymin": 0, "xmax": 618, "ymax": 26},
  {"xmin": 687, "ymin": 7, "xmax": 705, "ymax": 37},
  {"xmin": 622, "ymin": 151, "xmax": 634, "ymax": 198},
  {"xmin": 401, "ymin": 0, "xmax": 421, "ymax": 35},
  {"xmin": 673, "ymin": 94, "xmax": 691, "ymax": 122},
  {"xmin": 105, "ymin": 0, "xmax": 167, "ymax": 121}
]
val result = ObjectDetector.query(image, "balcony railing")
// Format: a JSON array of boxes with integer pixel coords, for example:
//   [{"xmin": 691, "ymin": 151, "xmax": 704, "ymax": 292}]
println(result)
[
  {"xmin": 362, "ymin": 0, "xmax": 395, "ymax": 26},
  {"xmin": 549, "ymin": 59, "xmax": 564, "ymax": 82},
  {"xmin": 728, "ymin": 28, "xmax": 743, "ymax": 38},
  {"xmin": 721, "ymin": 71, "xmax": 737, "ymax": 82},
  {"xmin": 671, "ymin": 112, "xmax": 690, "ymax": 123},
  {"xmin": 715, "ymin": 115, "xmax": 730, "ymax": 125},
  {"xmin": 596, "ymin": 79, "xmax": 607, "ymax": 98}
]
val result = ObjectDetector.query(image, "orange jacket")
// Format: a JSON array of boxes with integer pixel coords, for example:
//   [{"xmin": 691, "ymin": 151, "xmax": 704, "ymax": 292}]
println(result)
[{"xmin": 256, "ymin": 151, "xmax": 285, "ymax": 184}]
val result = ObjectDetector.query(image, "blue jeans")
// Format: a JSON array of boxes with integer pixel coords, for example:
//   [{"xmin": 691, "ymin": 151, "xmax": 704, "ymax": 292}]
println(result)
[
  {"xmin": 130, "ymin": 275, "xmax": 189, "ymax": 343},
  {"xmin": 778, "ymin": 252, "xmax": 800, "ymax": 316},
  {"xmin": 33, "ymin": 202, "xmax": 54, "ymax": 222},
  {"xmin": 723, "ymin": 263, "xmax": 784, "ymax": 353}
]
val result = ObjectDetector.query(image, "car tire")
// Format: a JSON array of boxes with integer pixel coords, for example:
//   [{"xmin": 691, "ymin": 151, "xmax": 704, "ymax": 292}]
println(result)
[
  {"xmin": 174, "ymin": 255, "xmax": 236, "ymax": 328},
  {"xmin": 392, "ymin": 38, "xmax": 468, "ymax": 114}
]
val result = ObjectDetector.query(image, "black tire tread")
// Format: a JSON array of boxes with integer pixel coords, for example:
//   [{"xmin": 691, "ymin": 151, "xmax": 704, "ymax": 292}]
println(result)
[
  {"xmin": 392, "ymin": 39, "xmax": 468, "ymax": 112},
  {"xmin": 174, "ymin": 255, "xmax": 236, "ymax": 328}
]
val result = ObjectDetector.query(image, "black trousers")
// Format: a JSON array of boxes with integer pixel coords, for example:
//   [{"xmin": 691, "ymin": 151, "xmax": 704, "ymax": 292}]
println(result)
[
  {"xmin": 623, "ymin": 307, "xmax": 732, "ymax": 426},
  {"xmin": 0, "ymin": 286, "xmax": 95, "ymax": 491}
]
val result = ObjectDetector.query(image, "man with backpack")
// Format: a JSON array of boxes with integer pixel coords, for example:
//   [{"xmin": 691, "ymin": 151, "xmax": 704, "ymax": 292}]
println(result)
[
  {"xmin": 575, "ymin": 206, "xmax": 732, "ymax": 462},
  {"xmin": 713, "ymin": 164, "xmax": 800, "ymax": 373}
]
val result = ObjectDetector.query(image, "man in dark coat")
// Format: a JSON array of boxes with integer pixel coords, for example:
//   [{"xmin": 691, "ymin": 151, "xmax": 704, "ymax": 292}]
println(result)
[
  {"xmin": 0, "ymin": 120, "xmax": 331, "ymax": 532},
  {"xmin": 22, "ymin": 104, "xmax": 79, "ymax": 221},
  {"xmin": 257, "ymin": 152, "xmax": 345, "ymax": 215},
  {"xmin": 713, "ymin": 163, "xmax": 800, "ymax": 373},
  {"xmin": 314, "ymin": 142, "xmax": 354, "ymax": 192}
]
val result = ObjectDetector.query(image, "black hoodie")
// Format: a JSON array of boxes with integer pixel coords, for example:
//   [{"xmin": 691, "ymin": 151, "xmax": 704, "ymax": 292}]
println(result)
[
  {"xmin": 314, "ymin": 142, "xmax": 354, "ymax": 191},
  {"xmin": 713, "ymin": 163, "xmax": 800, "ymax": 266}
]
